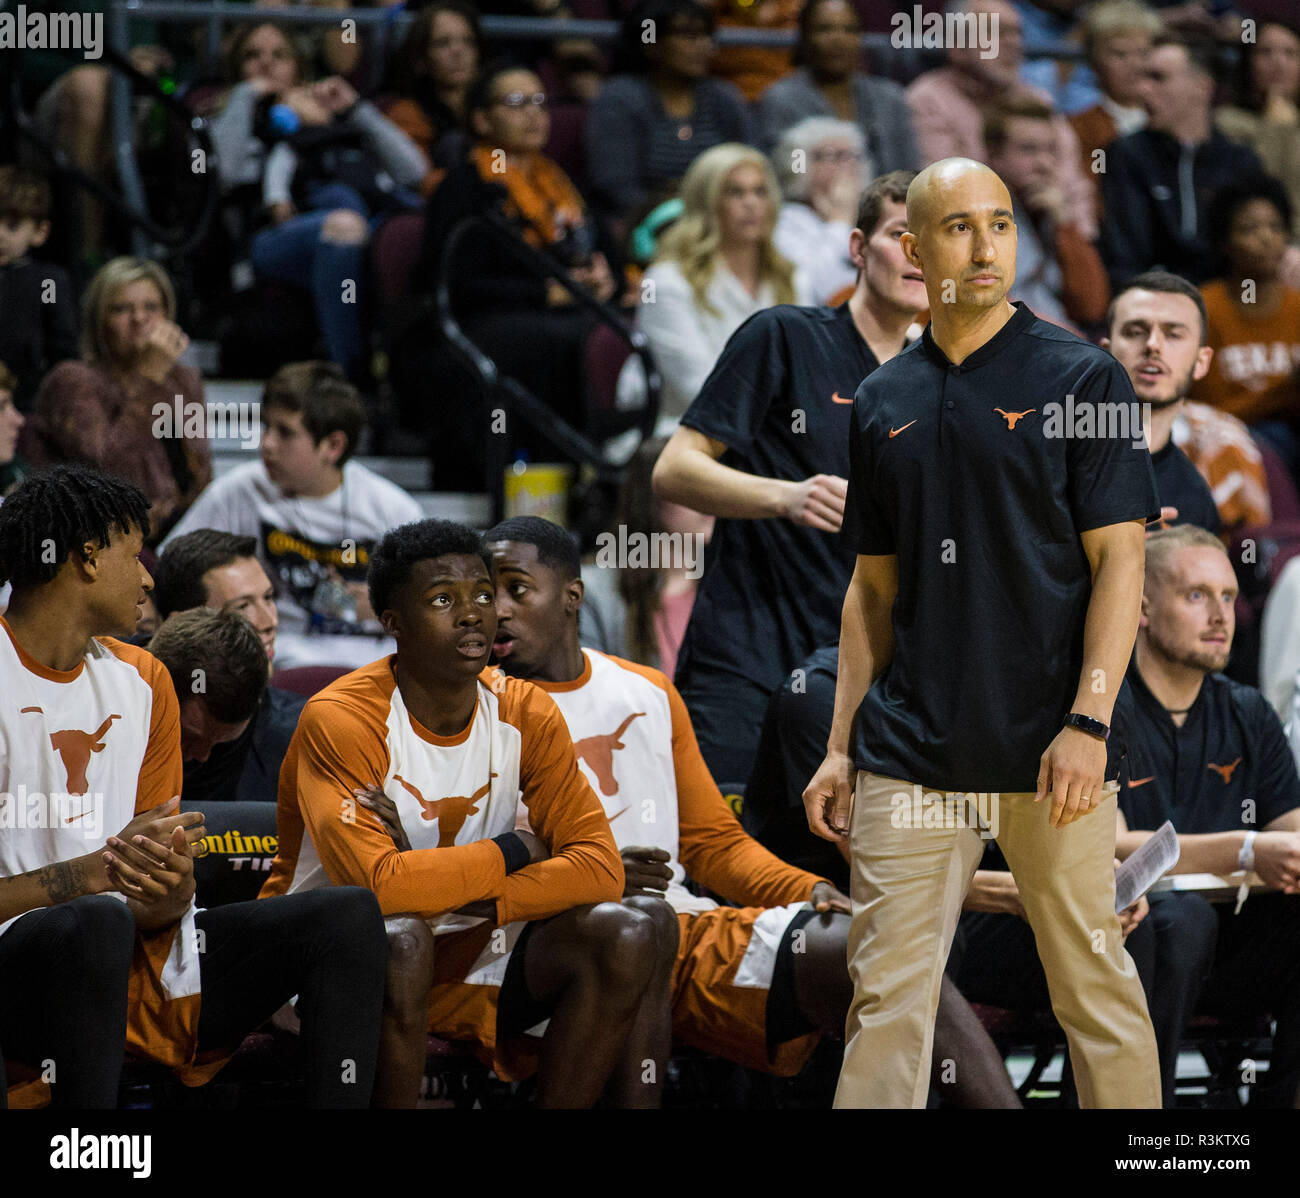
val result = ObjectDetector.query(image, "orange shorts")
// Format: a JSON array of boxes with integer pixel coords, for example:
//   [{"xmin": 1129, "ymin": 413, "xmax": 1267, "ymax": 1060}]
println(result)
[
  {"xmin": 424, "ymin": 919, "xmax": 544, "ymax": 1082},
  {"xmin": 672, "ymin": 902, "xmax": 818, "ymax": 1076}
]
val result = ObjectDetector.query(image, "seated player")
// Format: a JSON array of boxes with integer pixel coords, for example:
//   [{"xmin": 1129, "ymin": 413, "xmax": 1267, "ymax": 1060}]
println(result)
[
  {"xmin": 0, "ymin": 466, "xmax": 387, "ymax": 1108},
  {"xmin": 480, "ymin": 516, "xmax": 1022, "ymax": 1106},
  {"xmin": 260, "ymin": 519, "xmax": 668, "ymax": 1109},
  {"xmin": 152, "ymin": 530, "xmax": 305, "ymax": 803},
  {"xmin": 1111, "ymin": 525, "xmax": 1300, "ymax": 1108}
]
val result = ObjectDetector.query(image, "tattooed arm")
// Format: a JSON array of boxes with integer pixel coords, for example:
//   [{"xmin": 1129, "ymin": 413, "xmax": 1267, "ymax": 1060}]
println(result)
[{"xmin": 0, "ymin": 855, "xmax": 108, "ymax": 924}]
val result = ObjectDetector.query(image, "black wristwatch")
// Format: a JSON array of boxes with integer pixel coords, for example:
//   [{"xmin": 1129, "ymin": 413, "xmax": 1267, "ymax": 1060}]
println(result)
[{"xmin": 1063, "ymin": 712, "xmax": 1109, "ymax": 741}]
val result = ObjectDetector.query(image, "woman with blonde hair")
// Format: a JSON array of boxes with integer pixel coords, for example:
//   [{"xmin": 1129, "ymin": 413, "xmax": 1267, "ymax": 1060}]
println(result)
[
  {"xmin": 630, "ymin": 142, "xmax": 811, "ymax": 429},
  {"xmin": 22, "ymin": 257, "xmax": 211, "ymax": 543}
]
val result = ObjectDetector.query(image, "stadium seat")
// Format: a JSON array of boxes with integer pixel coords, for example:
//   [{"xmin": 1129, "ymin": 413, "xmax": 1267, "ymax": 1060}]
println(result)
[
  {"xmin": 270, "ymin": 665, "xmax": 352, "ymax": 697},
  {"xmin": 182, "ymin": 799, "xmax": 279, "ymax": 908},
  {"xmin": 370, "ymin": 211, "xmax": 426, "ymax": 310}
]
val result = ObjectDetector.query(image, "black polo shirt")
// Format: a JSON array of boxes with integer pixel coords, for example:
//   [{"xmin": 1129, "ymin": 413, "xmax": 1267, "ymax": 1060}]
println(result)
[
  {"xmin": 677, "ymin": 302, "xmax": 883, "ymax": 693},
  {"xmin": 843, "ymin": 302, "xmax": 1159, "ymax": 792},
  {"xmin": 1152, "ymin": 439, "xmax": 1220, "ymax": 534},
  {"xmin": 1111, "ymin": 667, "xmax": 1300, "ymax": 835}
]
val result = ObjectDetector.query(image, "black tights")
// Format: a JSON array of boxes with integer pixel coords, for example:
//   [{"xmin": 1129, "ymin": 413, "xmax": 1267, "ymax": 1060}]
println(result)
[{"xmin": 0, "ymin": 895, "xmax": 135, "ymax": 1108}]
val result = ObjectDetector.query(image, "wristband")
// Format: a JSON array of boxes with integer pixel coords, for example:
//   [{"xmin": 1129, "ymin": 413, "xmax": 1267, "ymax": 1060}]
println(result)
[
  {"xmin": 1237, "ymin": 830, "xmax": 1257, "ymax": 873},
  {"xmin": 493, "ymin": 832, "xmax": 530, "ymax": 874},
  {"xmin": 1063, "ymin": 712, "xmax": 1109, "ymax": 741}
]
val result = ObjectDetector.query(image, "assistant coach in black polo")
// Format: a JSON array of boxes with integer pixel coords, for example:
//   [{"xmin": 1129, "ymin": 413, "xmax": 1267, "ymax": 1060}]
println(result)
[{"xmin": 804, "ymin": 158, "xmax": 1162, "ymax": 1108}]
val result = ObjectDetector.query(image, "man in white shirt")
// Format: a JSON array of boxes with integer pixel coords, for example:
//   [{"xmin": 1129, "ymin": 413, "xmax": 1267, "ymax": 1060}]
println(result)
[{"xmin": 162, "ymin": 361, "xmax": 421, "ymax": 668}]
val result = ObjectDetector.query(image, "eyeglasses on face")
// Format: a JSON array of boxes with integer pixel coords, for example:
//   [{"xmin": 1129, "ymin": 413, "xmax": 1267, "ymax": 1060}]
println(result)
[{"xmin": 494, "ymin": 91, "xmax": 547, "ymax": 109}]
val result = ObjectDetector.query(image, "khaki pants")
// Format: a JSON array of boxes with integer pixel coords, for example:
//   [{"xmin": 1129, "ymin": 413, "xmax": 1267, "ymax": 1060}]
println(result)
[{"xmin": 835, "ymin": 772, "xmax": 1161, "ymax": 1108}]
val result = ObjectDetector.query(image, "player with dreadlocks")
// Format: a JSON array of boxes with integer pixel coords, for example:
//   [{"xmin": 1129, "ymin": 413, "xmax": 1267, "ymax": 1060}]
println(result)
[{"xmin": 0, "ymin": 465, "xmax": 388, "ymax": 1108}]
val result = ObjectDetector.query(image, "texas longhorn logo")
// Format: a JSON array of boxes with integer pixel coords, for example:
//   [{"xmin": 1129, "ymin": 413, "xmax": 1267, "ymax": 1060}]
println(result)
[
  {"xmin": 995, "ymin": 408, "xmax": 1036, "ymax": 429},
  {"xmin": 575, "ymin": 712, "xmax": 646, "ymax": 796},
  {"xmin": 394, "ymin": 772, "xmax": 497, "ymax": 846},
  {"xmin": 21, "ymin": 707, "xmax": 121, "ymax": 795}
]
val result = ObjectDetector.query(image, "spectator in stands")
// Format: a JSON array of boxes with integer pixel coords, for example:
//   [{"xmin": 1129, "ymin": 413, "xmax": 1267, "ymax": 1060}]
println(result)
[
  {"xmin": 586, "ymin": 0, "xmax": 756, "ymax": 235},
  {"xmin": 710, "ymin": 0, "xmax": 801, "ymax": 103},
  {"xmin": 1102, "ymin": 271, "xmax": 1219, "ymax": 532},
  {"xmin": 249, "ymin": 74, "xmax": 426, "ymax": 381},
  {"xmin": 579, "ymin": 436, "xmax": 713, "ymax": 676},
  {"xmin": 652, "ymin": 171, "xmax": 923, "ymax": 786},
  {"xmin": 757, "ymin": 0, "xmax": 920, "ymax": 175},
  {"xmin": 0, "ymin": 364, "xmax": 27, "ymax": 500},
  {"xmin": 0, "ymin": 166, "xmax": 78, "ymax": 412},
  {"xmin": 770, "ymin": 118, "xmax": 870, "ymax": 305},
  {"xmin": 905, "ymin": 0, "xmax": 1098, "ymax": 238},
  {"xmin": 1068, "ymin": 0, "xmax": 1161, "ymax": 221},
  {"xmin": 384, "ymin": 0, "xmax": 482, "ymax": 191},
  {"xmin": 1015, "ymin": 0, "xmax": 1103, "ymax": 115},
  {"xmin": 148, "ymin": 606, "xmax": 273, "ymax": 786},
  {"xmin": 161, "ymin": 361, "xmax": 420, "ymax": 671},
  {"xmin": 415, "ymin": 63, "xmax": 618, "ymax": 480},
  {"xmin": 1111, "ymin": 525, "xmax": 1300, "ymax": 1108},
  {"xmin": 983, "ymin": 97, "xmax": 1110, "ymax": 331},
  {"xmin": 207, "ymin": 21, "xmax": 306, "ymax": 201},
  {"xmin": 1216, "ymin": 18, "xmax": 1300, "ymax": 242},
  {"xmin": 1101, "ymin": 34, "xmax": 1263, "ymax": 289},
  {"xmin": 1191, "ymin": 174, "xmax": 1300, "ymax": 473},
  {"xmin": 152, "ymin": 530, "xmax": 307, "ymax": 805},
  {"xmin": 20, "ymin": 257, "xmax": 211, "ymax": 545},
  {"xmin": 626, "ymin": 143, "xmax": 810, "ymax": 429}
]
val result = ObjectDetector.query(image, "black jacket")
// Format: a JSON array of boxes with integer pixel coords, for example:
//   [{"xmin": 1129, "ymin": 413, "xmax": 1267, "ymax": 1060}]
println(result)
[
  {"xmin": 1101, "ymin": 128, "xmax": 1262, "ymax": 289},
  {"xmin": 181, "ymin": 685, "xmax": 306, "ymax": 805}
]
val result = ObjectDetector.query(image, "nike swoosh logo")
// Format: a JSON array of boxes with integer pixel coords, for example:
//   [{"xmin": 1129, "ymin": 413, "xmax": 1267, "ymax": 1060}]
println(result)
[
  {"xmin": 65, "ymin": 810, "xmax": 92, "ymax": 824},
  {"xmin": 831, "ymin": 391, "xmax": 853, "ymax": 404},
  {"xmin": 1127, "ymin": 776, "xmax": 1155, "ymax": 789},
  {"xmin": 889, "ymin": 420, "xmax": 917, "ymax": 438}
]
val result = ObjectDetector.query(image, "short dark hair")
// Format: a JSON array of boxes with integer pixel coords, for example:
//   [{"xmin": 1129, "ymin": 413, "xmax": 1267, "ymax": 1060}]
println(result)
[
  {"xmin": 466, "ymin": 60, "xmax": 539, "ymax": 125},
  {"xmin": 262, "ymin": 361, "xmax": 366, "ymax": 466},
  {"xmin": 0, "ymin": 165, "xmax": 52, "ymax": 224},
  {"xmin": 855, "ymin": 170, "xmax": 916, "ymax": 239},
  {"xmin": 0, "ymin": 466, "xmax": 150, "ymax": 593},
  {"xmin": 153, "ymin": 529, "xmax": 260, "ymax": 619},
  {"xmin": 148, "ymin": 608, "xmax": 268, "ymax": 724},
  {"xmin": 1106, "ymin": 269, "xmax": 1209, "ymax": 345},
  {"xmin": 1152, "ymin": 32, "xmax": 1220, "ymax": 81},
  {"xmin": 484, "ymin": 516, "xmax": 581, "ymax": 581},
  {"xmin": 615, "ymin": 0, "xmax": 714, "ymax": 75},
  {"xmin": 1206, "ymin": 173, "xmax": 1294, "ymax": 256},
  {"xmin": 367, "ymin": 519, "xmax": 492, "ymax": 617},
  {"xmin": 983, "ymin": 97, "xmax": 1056, "ymax": 155}
]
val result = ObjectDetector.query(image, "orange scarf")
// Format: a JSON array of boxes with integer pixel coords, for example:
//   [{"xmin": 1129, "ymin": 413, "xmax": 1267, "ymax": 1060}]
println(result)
[{"xmin": 471, "ymin": 144, "xmax": 586, "ymax": 248}]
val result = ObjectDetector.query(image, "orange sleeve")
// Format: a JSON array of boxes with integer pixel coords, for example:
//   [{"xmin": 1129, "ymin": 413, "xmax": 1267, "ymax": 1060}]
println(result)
[
  {"xmin": 128, "ymin": 644, "xmax": 184, "ymax": 816},
  {"xmin": 499, "ymin": 685, "xmax": 624, "ymax": 925},
  {"xmin": 664, "ymin": 676, "xmax": 826, "ymax": 907},
  {"xmin": 1054, "ymin": 222, "xmax": 1110, "ymax": 327},
  {"xmin": 294, "ymin": 698, "xmax": 508, "ymax": 918}
]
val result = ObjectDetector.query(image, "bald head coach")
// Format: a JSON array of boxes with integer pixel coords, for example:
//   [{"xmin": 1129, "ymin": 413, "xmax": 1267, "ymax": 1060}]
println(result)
[{"xmin": 803, "ymin": 159, "xmax": 1163, "ymax": 1109}]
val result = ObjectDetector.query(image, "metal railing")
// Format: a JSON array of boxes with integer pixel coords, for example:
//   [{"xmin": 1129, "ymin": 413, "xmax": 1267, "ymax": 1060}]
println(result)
[{"xmin": 437, "ymin": 211, "xmax": 661, "ymax": 521}]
